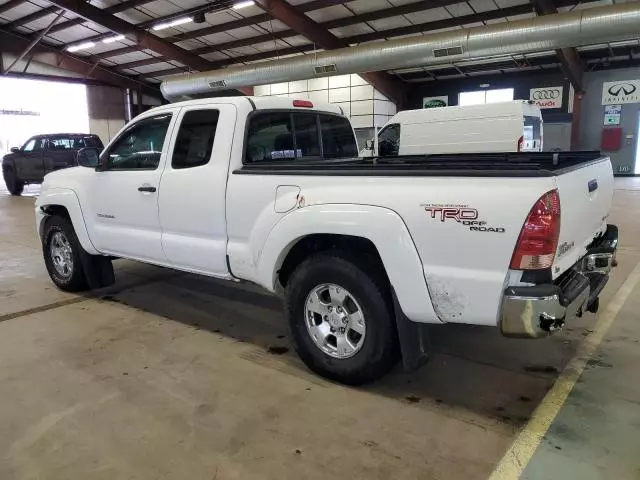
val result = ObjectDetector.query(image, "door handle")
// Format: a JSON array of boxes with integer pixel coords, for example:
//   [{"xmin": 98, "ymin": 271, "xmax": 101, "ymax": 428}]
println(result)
[{"xmin": 138, "ymin": 185, "xmax": 157, "ymax": 193}]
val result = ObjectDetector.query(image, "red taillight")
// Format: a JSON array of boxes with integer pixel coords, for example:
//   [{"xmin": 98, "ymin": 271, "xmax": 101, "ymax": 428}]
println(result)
[
  {"xmin": 510, "ymin": 189, "xmax": 561, "ymax": 270},
  {"xmin": 517, "ymin": 136, "xmax": 524, "ymax": 152},
  {"xmin": 293, "ymin": 100, "xmax": 313, "ymax": 108}
]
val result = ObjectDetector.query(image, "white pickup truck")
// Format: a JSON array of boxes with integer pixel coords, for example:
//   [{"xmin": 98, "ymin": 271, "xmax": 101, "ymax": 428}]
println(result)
[{"xmin": 35, "ymin": 97, "xmax": 618, "ymax": 385}]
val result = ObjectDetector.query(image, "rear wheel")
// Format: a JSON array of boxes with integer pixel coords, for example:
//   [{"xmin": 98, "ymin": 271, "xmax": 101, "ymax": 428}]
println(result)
[
  {"xmin": 285, "ymin": 252, "xmax": 399, "ymax": 385},
  {"xmin": 2, "ymin": 167, "xmax": 24, "ymax": 196}
]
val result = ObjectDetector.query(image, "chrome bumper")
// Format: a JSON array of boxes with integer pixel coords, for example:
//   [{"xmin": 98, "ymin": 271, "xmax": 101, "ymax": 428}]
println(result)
[{"xmin": 500, "ymin": 224, "xmax": 618, "ymax": 338}]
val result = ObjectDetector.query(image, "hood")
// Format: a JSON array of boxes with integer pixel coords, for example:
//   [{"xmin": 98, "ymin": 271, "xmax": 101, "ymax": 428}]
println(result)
[{"xmin": 41, "ymin": 166, "xmax": 92, "ymax": 191}]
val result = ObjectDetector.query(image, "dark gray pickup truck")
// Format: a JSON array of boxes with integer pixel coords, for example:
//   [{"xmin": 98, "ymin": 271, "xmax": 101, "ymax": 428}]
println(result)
[{"xmin": 2, "ymin": 133, "xmax": 103, "ymax": 195}]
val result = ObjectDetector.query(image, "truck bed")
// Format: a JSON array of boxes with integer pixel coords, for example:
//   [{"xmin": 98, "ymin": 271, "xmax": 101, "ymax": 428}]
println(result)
[{"xmin": 236, "ymin": 151, "xmax": 605, "ymax": 178}]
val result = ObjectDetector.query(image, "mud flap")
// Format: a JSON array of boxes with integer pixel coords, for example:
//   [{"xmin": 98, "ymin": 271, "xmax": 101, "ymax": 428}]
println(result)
[
  {"xmin": 392, "ymin": 290, "xmax": 430, "ymax": 371},
  {"xmin": 79, "ymin": 249, "xmax": 115, "ymax": 290}
]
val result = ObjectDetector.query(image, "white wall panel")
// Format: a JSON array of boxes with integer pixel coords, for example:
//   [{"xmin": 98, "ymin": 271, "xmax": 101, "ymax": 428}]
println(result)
[
  {"xmin": 329, "ymin": 87, "xmax": 350, "ymax": 103},
  {"xmin": 329, "ymin": 75, "xmax": 351, "ymax": 88},
  {"xmin": 351, "ymin": 84, "xmax": 374, "ymax": 101},
  {"xmin": 271, "ymin": 82, "xmax": 289, "ymax": 95},
  {"xmin": 288, "ymin": 80, "xmax": 308, "ymax": 93},
  {"xmin": 351, "ymin": 115, "xmax": 374, "ymax": 129},
  {"xmin": 308, "ymin": 77, "xmax": 329, "ymax": 90},
  {"xmin": 254, "ymin": 85, "xmax": 271, "ymax": 96},
  {"xmin": 351, "ymin": 100, "xmax": 374, "ymax": 116},
  {"xmin": 308, "ymin": 89, "xmax": 329, "ymax": 103},
  {"xmin": 252, "ymin": 74, "xmax": 397, "ymax": 129}
]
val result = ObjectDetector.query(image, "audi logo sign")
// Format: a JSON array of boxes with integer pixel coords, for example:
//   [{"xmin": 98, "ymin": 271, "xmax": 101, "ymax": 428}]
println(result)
[
  {"xmin": 602, "ymin": 80, "xmax": 640, "ymax": 105},
  {"xmin": 529, "ymin": 86, "xmax": 563, "ymax": 109},
  {"xmin": 532, "ymin": 89, "xmax": 561, "ymax": 100}
]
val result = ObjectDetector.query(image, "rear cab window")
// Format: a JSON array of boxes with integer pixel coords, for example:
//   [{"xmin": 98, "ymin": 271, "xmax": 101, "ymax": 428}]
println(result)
[{"xmin": 245, "ymin": 110, "xmax": 357, "ymax": 163}]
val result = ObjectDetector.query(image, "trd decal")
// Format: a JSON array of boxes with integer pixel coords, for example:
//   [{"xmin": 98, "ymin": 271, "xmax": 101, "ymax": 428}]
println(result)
[{"xmin": 422, "ymin": 204, "xmax": 505, "ymax": 233}]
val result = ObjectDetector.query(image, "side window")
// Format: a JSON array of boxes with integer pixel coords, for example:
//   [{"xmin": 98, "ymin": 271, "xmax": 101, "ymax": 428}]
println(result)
[
  {"xmin": 246, "ymin": 112, "xmax": 294, "ymax": 163},
  {"xmin": 22, "ymin": 138, "xmax": 37, "ymax": 152},
  {"xmin": 49, "ymin": 137, "xmax": 73, "ymax": 150},
  {"xmin": 320, "ymin": 115, "xmax": 358, "ymax": 158},
  {"xmin": 106, "ymin": 114, "xmax": 172, "ymax": 170},
  {"xmin": 292, "ymin": 113, "xmax": 321, "ymax": 158},
  {"xmin": 378, "ymin": 124, "xmax": 400, "ymax": 157},
  {"xmin": 172, "ymin": 109, "xmax": 219, "ymax": 169}
]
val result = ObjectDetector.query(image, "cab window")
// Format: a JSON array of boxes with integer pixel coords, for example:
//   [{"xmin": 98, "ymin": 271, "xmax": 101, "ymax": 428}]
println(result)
[
  {"xmin": 22, "ymin": 138, "xmax": 44, "ymax": 152},
  {"xmin": 320, "ymin": 115, "xmax": 358, "ymax": 158},
  {"xmin": 172, "ymin": 109, "xmax": 220, "ymax": 169},
  {"xmin": 106, "ymin": 114, "xmax": 172, "ymax": 170},
  {"xmin": 378, "ymin": 124, "xmax": 400, "ymax": 157},
  {"xmin": 245, "ymin": 111, "xmax": 357, "ymax": 163},
  {"xmin": 246, "ymin": 112, "xmax": 296, "ymax": 162}
]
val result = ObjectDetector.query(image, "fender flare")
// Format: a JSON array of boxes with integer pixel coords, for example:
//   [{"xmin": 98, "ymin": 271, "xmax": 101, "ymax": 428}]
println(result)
[
  {"xmin": 37, "ymin": 188, "xmax": 100, "ymax": 255},
  {"xmin": 256, "ymin": 204, "xmax": 441, "ymax": 324}
]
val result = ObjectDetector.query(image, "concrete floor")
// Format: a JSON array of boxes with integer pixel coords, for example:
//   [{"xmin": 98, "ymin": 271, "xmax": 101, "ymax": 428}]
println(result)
[{"xmin": 1, "ymin": 178, "xmax": 639, "ymax": 480}]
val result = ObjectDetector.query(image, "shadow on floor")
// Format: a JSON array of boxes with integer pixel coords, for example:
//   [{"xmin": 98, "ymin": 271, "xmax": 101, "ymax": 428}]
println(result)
[{"xmin": 98, "ymin": 260, "xmax": 597, "ymax": 429}]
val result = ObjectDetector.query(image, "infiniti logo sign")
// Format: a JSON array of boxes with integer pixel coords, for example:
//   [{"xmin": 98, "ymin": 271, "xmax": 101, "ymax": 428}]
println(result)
[
  {"xmin": 608, "ymin": 83, "xmax": 637, "ymax": 96},
  {"xmin": 602, "ymin": 79, "xmax": 640, "ymax": 105}
]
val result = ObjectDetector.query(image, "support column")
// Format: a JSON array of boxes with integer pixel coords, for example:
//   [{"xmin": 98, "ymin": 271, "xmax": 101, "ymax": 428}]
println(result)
[{"xmin": 571, "ymin": 91, "xmax": 583, "ymax": 150}]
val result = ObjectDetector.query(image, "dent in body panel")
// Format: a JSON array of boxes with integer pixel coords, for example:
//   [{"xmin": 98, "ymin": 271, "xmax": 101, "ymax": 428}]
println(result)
[{"xmin": 425, "ymin": 274, "xmax": 468, "ymax": 321}]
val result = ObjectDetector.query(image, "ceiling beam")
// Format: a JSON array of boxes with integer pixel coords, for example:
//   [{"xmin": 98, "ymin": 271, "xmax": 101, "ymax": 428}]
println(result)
[
  {"xmin": 46, "ymin": 0, "xmax": 212, "ymax": 70},
  {"xmin": 167, "ymin": 0, "xmax": 352, "ymax": 43},
  {"xmin": 9, "ymin": 0, "xmax": 156, "ymax": 35},
  {"xmin": 92, "ymin": 0, "xmax": 352, "ymax": 62},
  {"xmin": 5, "ymin": 9, "xmax": 64, "ymax": 73},
  {"xmin": 532, "ymin": 0, "xmax": 584, "ymax": 91},
  {"xmin": 42, "ymin": 0, "xmax": 252, "ymax": 95},
  {"xmin": 0, "ymin": 0, "xmax": 25, "ymax": 16},
  {"xmin": 142, "ymin": 3, "xmax": 535, "ymax": 80},
  {"xmin": 0, "ymin": 27, "xmax": 156, "ymax": 92},
  {"xmin": 5, "ymin": 5, "xmax": 59, "ymax": 29},
  {"xmin": 252, "ymin": 0, "xmax": 408, "ymax": 106},
  {"xmin": 116, "ymin": 0, "xmax": 474, "ymax": 71}
]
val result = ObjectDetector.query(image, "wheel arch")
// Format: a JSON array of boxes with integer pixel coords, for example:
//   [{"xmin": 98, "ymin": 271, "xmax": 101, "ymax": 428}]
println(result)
[
  {"xmin": 37, "ymin": 189, "xmax": 100, "ymax": 255},
  {"xmin": 255, "ymin": 204, "xmax": 441, "ymax": 324}
]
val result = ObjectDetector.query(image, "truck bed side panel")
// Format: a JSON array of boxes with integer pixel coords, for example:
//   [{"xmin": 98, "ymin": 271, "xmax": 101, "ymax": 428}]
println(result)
[{"xmin": 227, "ymin": 173, "xmax": 554, "ymax": 326}]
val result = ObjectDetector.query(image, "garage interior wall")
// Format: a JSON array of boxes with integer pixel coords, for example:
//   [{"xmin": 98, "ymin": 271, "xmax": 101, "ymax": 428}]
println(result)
[
  {"xmin": 253, "ymin": 74, "xmax": 397, "ymax": 146},
  {"xmin": 86, "ymin": 85, "xmax": 126, "ymax": 144},
  {"xmin": 579, "ymin": 67, "xmax": 640, "ymax": 174}
]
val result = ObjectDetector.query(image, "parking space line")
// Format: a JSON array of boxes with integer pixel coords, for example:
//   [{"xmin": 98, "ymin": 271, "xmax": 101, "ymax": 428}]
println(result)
[{"xmin": 488, "ymin": 259, "xmax": 640, "ymax": 480}]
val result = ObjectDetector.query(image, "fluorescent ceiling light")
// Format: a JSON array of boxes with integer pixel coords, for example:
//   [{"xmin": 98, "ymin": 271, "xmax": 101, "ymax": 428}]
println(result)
[
  {"xmin": 103, "ymin": 34, "xmax": 125, "ymax": 44},
  {"xmin": 233, "ymin": 1, "xmax": 255, "ymax": 9},
  {"xmin": 67, "ymin": 42, "xmax": 95, "ymax": 52},
  {"xmin": 151, "ymin": 17, "xmax": 193, "ymax": 31}
]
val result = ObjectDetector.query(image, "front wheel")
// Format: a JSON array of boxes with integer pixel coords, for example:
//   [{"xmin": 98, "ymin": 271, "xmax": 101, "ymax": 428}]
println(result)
[
  {"xmin": 43, "ymin": 216, "xmax": 90, "ymax": 292},
  {"xmin": 285, "ymin": 252, "xmax": 399, "ymax": 385},
  {"xmin": 3, "ymin": 167, "xmax": 24, "ymax": 196}
]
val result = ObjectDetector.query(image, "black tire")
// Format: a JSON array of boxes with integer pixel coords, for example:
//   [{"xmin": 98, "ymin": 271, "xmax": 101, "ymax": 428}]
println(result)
[
  {"xmin": 42, "ymin": 215, "xmax": 90, "ymax": 292},
  {"xmin": 2, "ymin": 167, "xmax": 24, "ymax": 196},
  {"xmin": 285, "ymin": 251, "xmax": 399, "ymax": 385}
]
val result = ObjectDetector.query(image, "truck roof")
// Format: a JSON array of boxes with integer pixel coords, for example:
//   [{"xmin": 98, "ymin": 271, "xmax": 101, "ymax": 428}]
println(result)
[
  {"xmin": 32, "ymin": 133, "xmax": 98, "ymax": 137},
  {"xmin": 152, "ymin": 96, "xmax": 344, "ymax": 116}
]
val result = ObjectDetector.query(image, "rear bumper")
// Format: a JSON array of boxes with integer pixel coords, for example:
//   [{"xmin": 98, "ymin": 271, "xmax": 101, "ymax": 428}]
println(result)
[{"xmin": 500, "ymin": 224, "xmax": 618, "ymax": 338}]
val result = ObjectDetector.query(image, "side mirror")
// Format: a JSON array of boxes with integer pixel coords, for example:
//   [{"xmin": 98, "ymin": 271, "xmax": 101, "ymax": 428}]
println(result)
[
  {"xmin": 10, "ymin": 147, "xmax": 20, "ymax": 154},
  {"xmin": 364, "ymin": 139, "xmax": 374, "ymax": 150},
  {"xmin": 76, "ymin": 147, "xmax": 101, "ymax": 168}
]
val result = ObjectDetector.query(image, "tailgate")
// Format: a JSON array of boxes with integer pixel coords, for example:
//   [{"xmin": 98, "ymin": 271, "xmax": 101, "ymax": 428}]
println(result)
[{"xmin": 552, "ymin": 156, "xmax": 614, "ymax": 278}]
